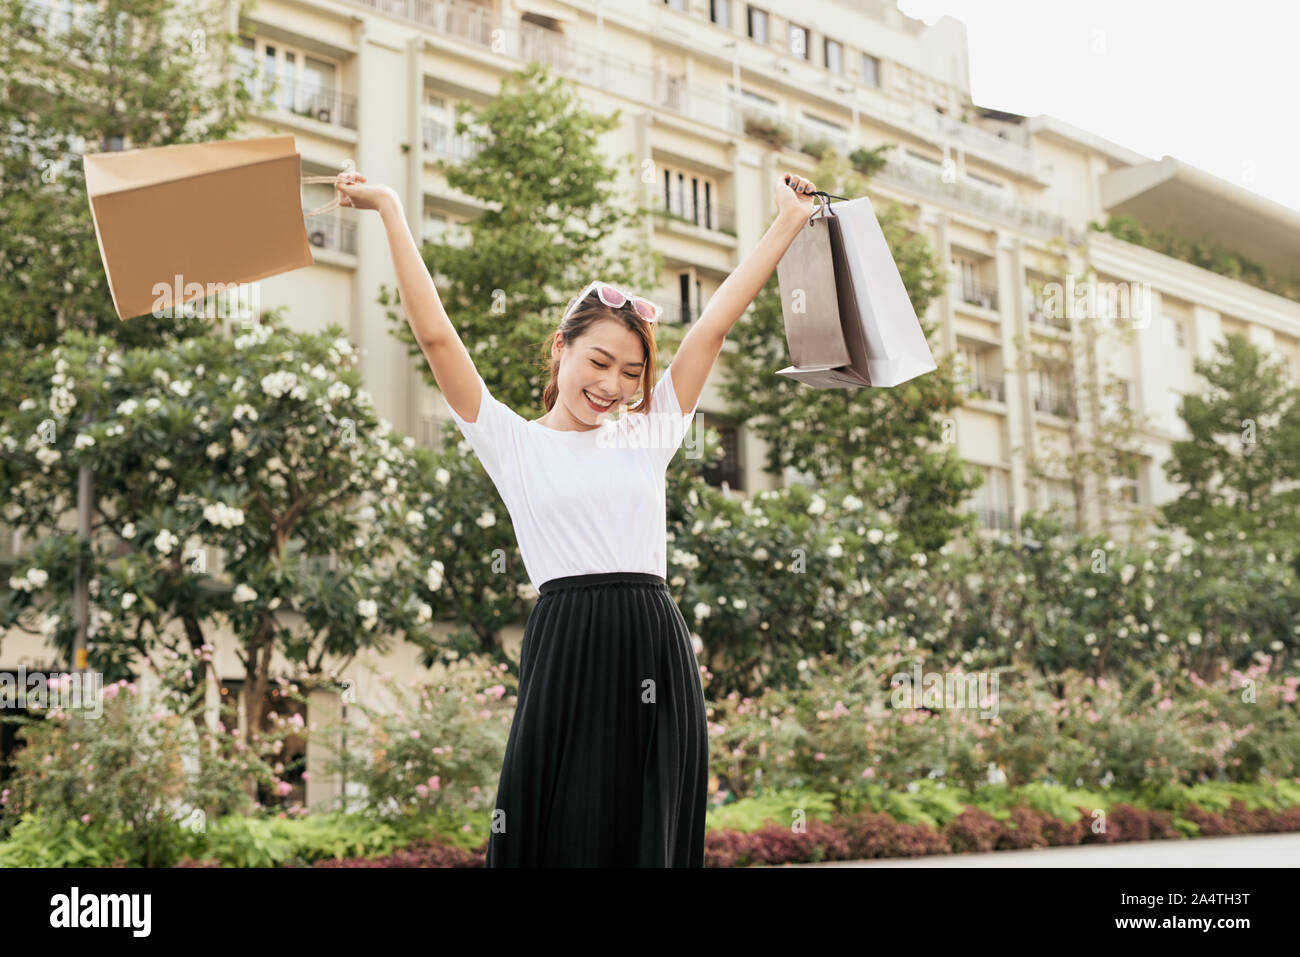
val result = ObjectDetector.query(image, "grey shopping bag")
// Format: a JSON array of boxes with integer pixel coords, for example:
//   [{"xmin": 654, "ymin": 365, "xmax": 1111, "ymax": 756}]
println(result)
[{"xmin": 775, "ymin": 192, "xmax": 936, "ymax": 388}]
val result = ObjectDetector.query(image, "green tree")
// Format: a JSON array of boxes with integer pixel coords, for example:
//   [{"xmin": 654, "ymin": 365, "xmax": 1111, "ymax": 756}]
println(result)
[
  {"xmin": 1159, "ymin": 332, "xmax": 1300, "ymax": 562},
  {"xmin": 0, "ymin": 319, "xmax": 457, "ymax": 759}
]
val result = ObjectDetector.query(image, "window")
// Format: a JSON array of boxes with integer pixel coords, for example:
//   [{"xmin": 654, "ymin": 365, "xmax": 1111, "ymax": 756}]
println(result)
[
  {"xmin": 825, "ymin": 38, "xmax": 843, "ymax": 73},
  {"xmin": 861, "ymin": 52, "xmax": 880, "ymax": 86},
  {"xmin": 1168, "ymin": 316, "xmax": 1186, "ymax": 349},
  {"xmin": 747, "ymin": 6, "xmax": 768, "ymax": 43},
  {"xmin": 240, "ymin": 35, "xmax": 347, "ymax": 126},
  {"xmin": 788, "ymin": 23, "xmax": 809, "ymax": 59},
  {"xmin": 711, "ymin": 0, "xmax": 731, "ymax": 29},
  {"xmin": 701, "ymin": 418, "xmax": 744, "ymax": 492}
]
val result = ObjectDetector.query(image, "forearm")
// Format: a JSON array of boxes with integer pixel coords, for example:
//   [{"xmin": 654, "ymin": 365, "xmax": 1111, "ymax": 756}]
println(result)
[
  {"xmin": 693, "ymin": 209, "xmax": 807, "ymax": 341},
  {"xmin": 377, "ymin": 195, "xmax": 456, "ymax": 349}
]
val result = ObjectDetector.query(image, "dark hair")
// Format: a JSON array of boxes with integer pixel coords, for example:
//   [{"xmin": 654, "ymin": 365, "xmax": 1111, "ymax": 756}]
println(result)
[{"xmin": 540, "ymin": 291, "xmax": 657, "ymax": 415}]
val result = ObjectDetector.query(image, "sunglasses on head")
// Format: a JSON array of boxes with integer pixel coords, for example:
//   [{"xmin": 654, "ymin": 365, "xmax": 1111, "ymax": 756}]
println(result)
[{"xmin": 562, "ymin": 281, "xmax": 661, "ymax": 323}]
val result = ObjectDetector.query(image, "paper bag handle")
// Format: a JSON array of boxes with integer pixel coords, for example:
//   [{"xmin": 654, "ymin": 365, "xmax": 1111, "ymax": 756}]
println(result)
[
  {"xmin": 301, "ymin": 174, "xmax": 344, "ymax": 217},
  {"xmin": 806, "ymin": 190, "xmax": 851, "ymax": 223}
]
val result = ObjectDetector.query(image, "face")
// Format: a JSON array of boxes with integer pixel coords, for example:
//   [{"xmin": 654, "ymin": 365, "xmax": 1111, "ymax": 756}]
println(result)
[{"xmin": 553, "ymin": 319, "xmax": 647, "ymax": 426}]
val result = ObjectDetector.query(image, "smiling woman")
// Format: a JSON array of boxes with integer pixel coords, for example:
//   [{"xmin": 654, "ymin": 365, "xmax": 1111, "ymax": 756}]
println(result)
[{"xmin": 334, "ymin": 166, "xmax": 822, "ymax": 867}]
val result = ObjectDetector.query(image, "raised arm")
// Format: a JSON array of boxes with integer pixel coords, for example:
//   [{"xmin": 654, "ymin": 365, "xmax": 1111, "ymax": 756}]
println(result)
[
  {"xmin": 664, "ymin": 173, "xmax": 820, "ymax": 414},
  {"xmin": 336, "ymin": 172, "xmax": 484, "ymax": 423}
]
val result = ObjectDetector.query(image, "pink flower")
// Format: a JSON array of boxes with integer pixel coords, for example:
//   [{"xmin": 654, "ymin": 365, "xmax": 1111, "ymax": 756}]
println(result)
[
  {"xmin": 470, "ymin": 786, "xmax": 480, "ymax": 793},
  {"xmin": 1156, "ymin": 697, "xmax": 1173, "ymax": 711},
  {"xmin": 301, "ymin": 772, "xmax": 310, "ymax": 781},
  {"xmin": 0, "ymin": 789, "xmax": 8, "ymax": 804},
  {"xmin": 487, "ymin": 684, "xmax": 506, "ymax": 700},
  {"xmin": 1086, "ymin": 710, "xmax": 1101, "ymax": 724},
  {"xmin": 462, "ymin": 823, "xmax": 472, "ymax": 832},
  {"xmin": 415, "ymin": 784, "xmax": 429, "ymax": 798},
  {"xmin": 428, "ymin": 776, "xmax": 440, "ymax": 791},
  {"xmin": 409, "ymin": 730, "xmax": 421, "ymax": 740},
  {"xmin": 861, "ymin": 767, "xmax": 875, "ymax": 779},
  {"xmin": 814, "ymin": 752, "xmax": 826, "ymax": 761},
  {"xmin": 81, "ymin": 814, "xmax": 91, "ymax": 824},
  {"xmin": 1283, "ymin": 690, "xmax": 1297, "ymax": 704},
  {"xmin": 274, "ymin": 780, "xmax": 292, "ymax": 797},
  {"xmin": 290, "ymin": 712, "xmax": 304, "ymax": 728}
]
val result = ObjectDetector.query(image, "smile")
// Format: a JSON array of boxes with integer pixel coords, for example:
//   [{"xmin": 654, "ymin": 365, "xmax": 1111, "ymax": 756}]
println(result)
[{"xmin": 583, "ymin": 389, "xmax": 615, "ymax": 409}]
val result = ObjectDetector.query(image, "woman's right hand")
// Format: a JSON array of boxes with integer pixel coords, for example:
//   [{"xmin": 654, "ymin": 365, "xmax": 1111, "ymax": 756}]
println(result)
[{"xmin": 334, "ymin": 171, "xmax": 398, "ymax": 212}]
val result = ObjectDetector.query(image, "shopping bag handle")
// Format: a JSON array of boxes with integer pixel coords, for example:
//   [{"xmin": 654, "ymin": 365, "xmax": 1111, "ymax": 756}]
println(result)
[
  {"xmin": 302, "ymin": 174, "xmax": 343, "ymax": 217},
  {"xmin": 806, "ymin": 190, "xmax": 851, "ymax": 222}
]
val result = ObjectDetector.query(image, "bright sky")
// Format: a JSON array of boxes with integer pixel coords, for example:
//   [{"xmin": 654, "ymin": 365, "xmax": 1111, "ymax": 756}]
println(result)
[{"xmin": 895, "ymin": 0, "xmax": 1300, "ymax": 215}]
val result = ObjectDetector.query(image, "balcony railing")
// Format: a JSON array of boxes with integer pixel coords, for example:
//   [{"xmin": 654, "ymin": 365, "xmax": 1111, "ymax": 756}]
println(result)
[
  {"xmin": 875, "ymin": 156, "xmax": 1080, "ymax": 242},
  {"xmin": 1027, "ymin": 301, "xmax": 1071, "ymax": 332},
  {"xmin": 657, "ymin": 192, "xmax": 736, "ymax": 236},
  {"xmin": 955, "ymin": 277, "xmax": 998, "ymax": 311},
  {"xmin": 1032, "ymin": 383, "xmax": 1075, "ymax": 419},
  {"xmin": 239, "ymin": 68, "xmax": 358, "ymax": 130},
  {"xmin": 970, "ymin": 506, "xmax": 1015, "ymax": 532},
  {"xmin": 305, "ymin": 212, "xmax": 357, "ymax": 255},
  {"xmin": 660, "ymin": 302, "xmax": 699, "ymax": 325},
  {"xmin": 961, "ymin": 373, "xmax": 1005, "ymax": 404},
  {"xmin": 421, "ymin": 117, "xmax": 483, "ymax": 160}
]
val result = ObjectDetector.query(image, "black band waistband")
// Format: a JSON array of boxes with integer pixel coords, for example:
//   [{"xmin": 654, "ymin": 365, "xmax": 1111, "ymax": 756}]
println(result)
[{"xmin": 539, "ymin": 572, "xmax": 668, "ymax": 595}]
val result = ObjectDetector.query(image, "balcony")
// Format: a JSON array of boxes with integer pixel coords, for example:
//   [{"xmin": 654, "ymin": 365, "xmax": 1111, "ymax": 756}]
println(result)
[
  {"xmin": 875, "ymin": 155, "xmax": 1080, "ymax": 242},
  {"xmin": 1026, "ymin": 299, "xmax": 1071, "ymax": 332},
  {"xmin": 305, "ymin": 212, "xmax": 357, "ymax": 255},
  {"xmin": 1032, "ymin": 383, "xmax": 1075, "ymax": 419},
  {"xmin": 970, "ymin": 506, "xmax": 1015, "ymax": 532},
  {"xmin": 239, "ymin": 68, "xmax": 358, "ymax": 131},
  {"xmin": 421, "ymin": 117, "xmax": 483, "ymax": 161},
  {"xmin": 657, "ymin": 189, "xmax": 736, "ymax": 237},
  {"xmin": 961, "ymin": 373, "xmax": 1005, "ymax": 404},
  {"xmin": 955, "ymin": 277, "xmax": 999, "ymax": 312},
  {"xmin": 659, "ymin": 302, "xmax": 699, "ymax": 325}
]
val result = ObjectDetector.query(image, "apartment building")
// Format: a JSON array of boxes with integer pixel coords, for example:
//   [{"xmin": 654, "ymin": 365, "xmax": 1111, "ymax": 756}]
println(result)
[{"xmin": 5, "ymin": 0, "xmax": 1300, "ymax": 809}]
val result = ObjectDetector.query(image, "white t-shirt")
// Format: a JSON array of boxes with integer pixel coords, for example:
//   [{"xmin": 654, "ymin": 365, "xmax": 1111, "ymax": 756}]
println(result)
[{"xmin": 446, "ymin": 365, "xmax": 699, "ymax": 592}]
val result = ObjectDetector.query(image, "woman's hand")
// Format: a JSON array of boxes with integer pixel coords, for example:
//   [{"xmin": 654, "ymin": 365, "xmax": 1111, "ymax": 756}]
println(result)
[
  {"xmin": 775, "ymin": 172, "xmax": 818, "ymax": 221},
  {"xmin": 334, "ymin": 170, "xmax": 398, "ymax": 212}
]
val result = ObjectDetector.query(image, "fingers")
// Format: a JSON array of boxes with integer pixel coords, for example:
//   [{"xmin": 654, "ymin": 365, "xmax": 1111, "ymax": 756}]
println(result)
[{"xmin": 782, "ymin": 173, "xmax": 816, "ymax": 195}]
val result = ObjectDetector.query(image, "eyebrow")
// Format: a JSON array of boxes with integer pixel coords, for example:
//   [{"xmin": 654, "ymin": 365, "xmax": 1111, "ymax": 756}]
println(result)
[{"xmin": 589, "ymin": 346, "xmax": 644, "ymax": 367}]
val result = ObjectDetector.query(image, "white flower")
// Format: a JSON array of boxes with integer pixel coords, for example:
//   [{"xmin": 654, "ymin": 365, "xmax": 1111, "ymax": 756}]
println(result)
[
  {"xmin": 405, "ymin": 511, "xmax": 426, "ymax": 529},
  {"xmin": 1120, "ymin": 564, "xmax": 1136, "ymax": 584},
  {"xmin": 426, "ymin": 560, "xmax": 445, "ymax": 592},
  {"xmin": 327, "ymin": 381, "xmax": 351, "ymax": 401},
  {"xmin": 74, "ymin": 433, "xmax": 95, "ymax": 450},
  {"xmin": 1187, "ymin": 631, "xmax": 1202, "ymax": 646},
  {"xmin": 1084, "ymin": 587, "xmax": 1096, "ymax": 598},
  {"xmin": 475, "ymin": 510, "xmax": 495, "ymax": 528},
  {"xmin": 910, "ymin": 552, "xmax": 927, "ymax": 567},
  {"xmin": 693, "ymin": 602, "xmax": 711, "ymax": 621},
  {"xmin": 168, "ymin": 379, "xmax": 193, "ymax": 398},
  {"xmin": 154, "ymin": 529, "xmax": 178, "ymax": 555},
  {"xmin": 807, "ymin": 495, "xmax": 826, "ymax": 516},
  {"xmin": 842, "ymin": 494, "xmax": 863, "ymax": 511},
  {"xmin": 232, "ymin": 404, "xmax": 258, "ymax": 422},
  {"xmin": 121, "ymin": 522, "xmax": 135, "ymax": 539},
  {"xmin": 850, "ymin": 620, "xmax": 865, "ymax": 636},
  {"xmin": 827, "ymin": 542, "xmax": 843, "ymax": 558},
  {"xmin": 203, "ymin": 503, "xmax": 245, "ymax": 528},
  {"xmin": 233, "ymin": 583, "xmax": 258, "ymax": 603},
  {"xmin": 866, "ymin": 528, "xmax": 883, "ymax": 544},
  {"xmin": 357, "ymin": 599, "xmax": 378, "ymax": 619},
  {"xmin": 1084, "ymin": 632, "xmax": 1096, "ymax": 645},
  {"xmin": 121, "ymin": 592, "xmax": 137, "ymax": 610},
  {"xmin": 752, "ymin": 547, "xmax": 769, "ymax": 561},
  {"xmin": 435, "ymin": 468, "xmax": 450, "ymax": 485}
]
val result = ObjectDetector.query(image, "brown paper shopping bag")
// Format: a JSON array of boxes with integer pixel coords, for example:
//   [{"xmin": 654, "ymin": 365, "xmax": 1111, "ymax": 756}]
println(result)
[
  {"xmin": 775, "ymin": 191, "xmax": 937, "ymax": 388},
  {"xmin": 83, "ymin": 134, "xmax": 342, "ymax": 320}
]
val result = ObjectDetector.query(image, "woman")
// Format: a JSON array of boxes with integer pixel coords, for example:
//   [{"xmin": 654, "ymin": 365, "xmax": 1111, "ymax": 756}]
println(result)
[{"xmin": 334, "ymin": 168, "xmax": 819, "ymax": 866}]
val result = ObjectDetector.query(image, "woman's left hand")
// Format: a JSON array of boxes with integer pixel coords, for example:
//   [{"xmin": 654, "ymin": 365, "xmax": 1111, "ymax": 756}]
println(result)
[{"xmin": 775, "ymin": 172, "xmax": 818, "ymax": 220}]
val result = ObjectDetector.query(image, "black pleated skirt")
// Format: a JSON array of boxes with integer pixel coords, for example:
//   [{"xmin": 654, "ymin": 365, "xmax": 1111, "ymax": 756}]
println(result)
[{"xmin": 485, "ymin": 572, "xmax": 709, "ymax": 867}]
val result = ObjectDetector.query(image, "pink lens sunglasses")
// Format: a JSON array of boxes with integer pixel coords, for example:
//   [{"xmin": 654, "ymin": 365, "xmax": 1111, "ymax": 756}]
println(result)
[{"xmin": 562, "ymin": 280, "xmax": 661, "ymax": 323}]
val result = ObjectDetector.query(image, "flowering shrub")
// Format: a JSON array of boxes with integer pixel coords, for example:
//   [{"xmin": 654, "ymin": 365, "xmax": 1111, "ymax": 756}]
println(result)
[
  {"xmin": 0, "ymin": 665, "xmax": 284, "ymax": 866},
  {"xmin": 311, "ymin": 653, "xmax": 515, "ymax": 821}
]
